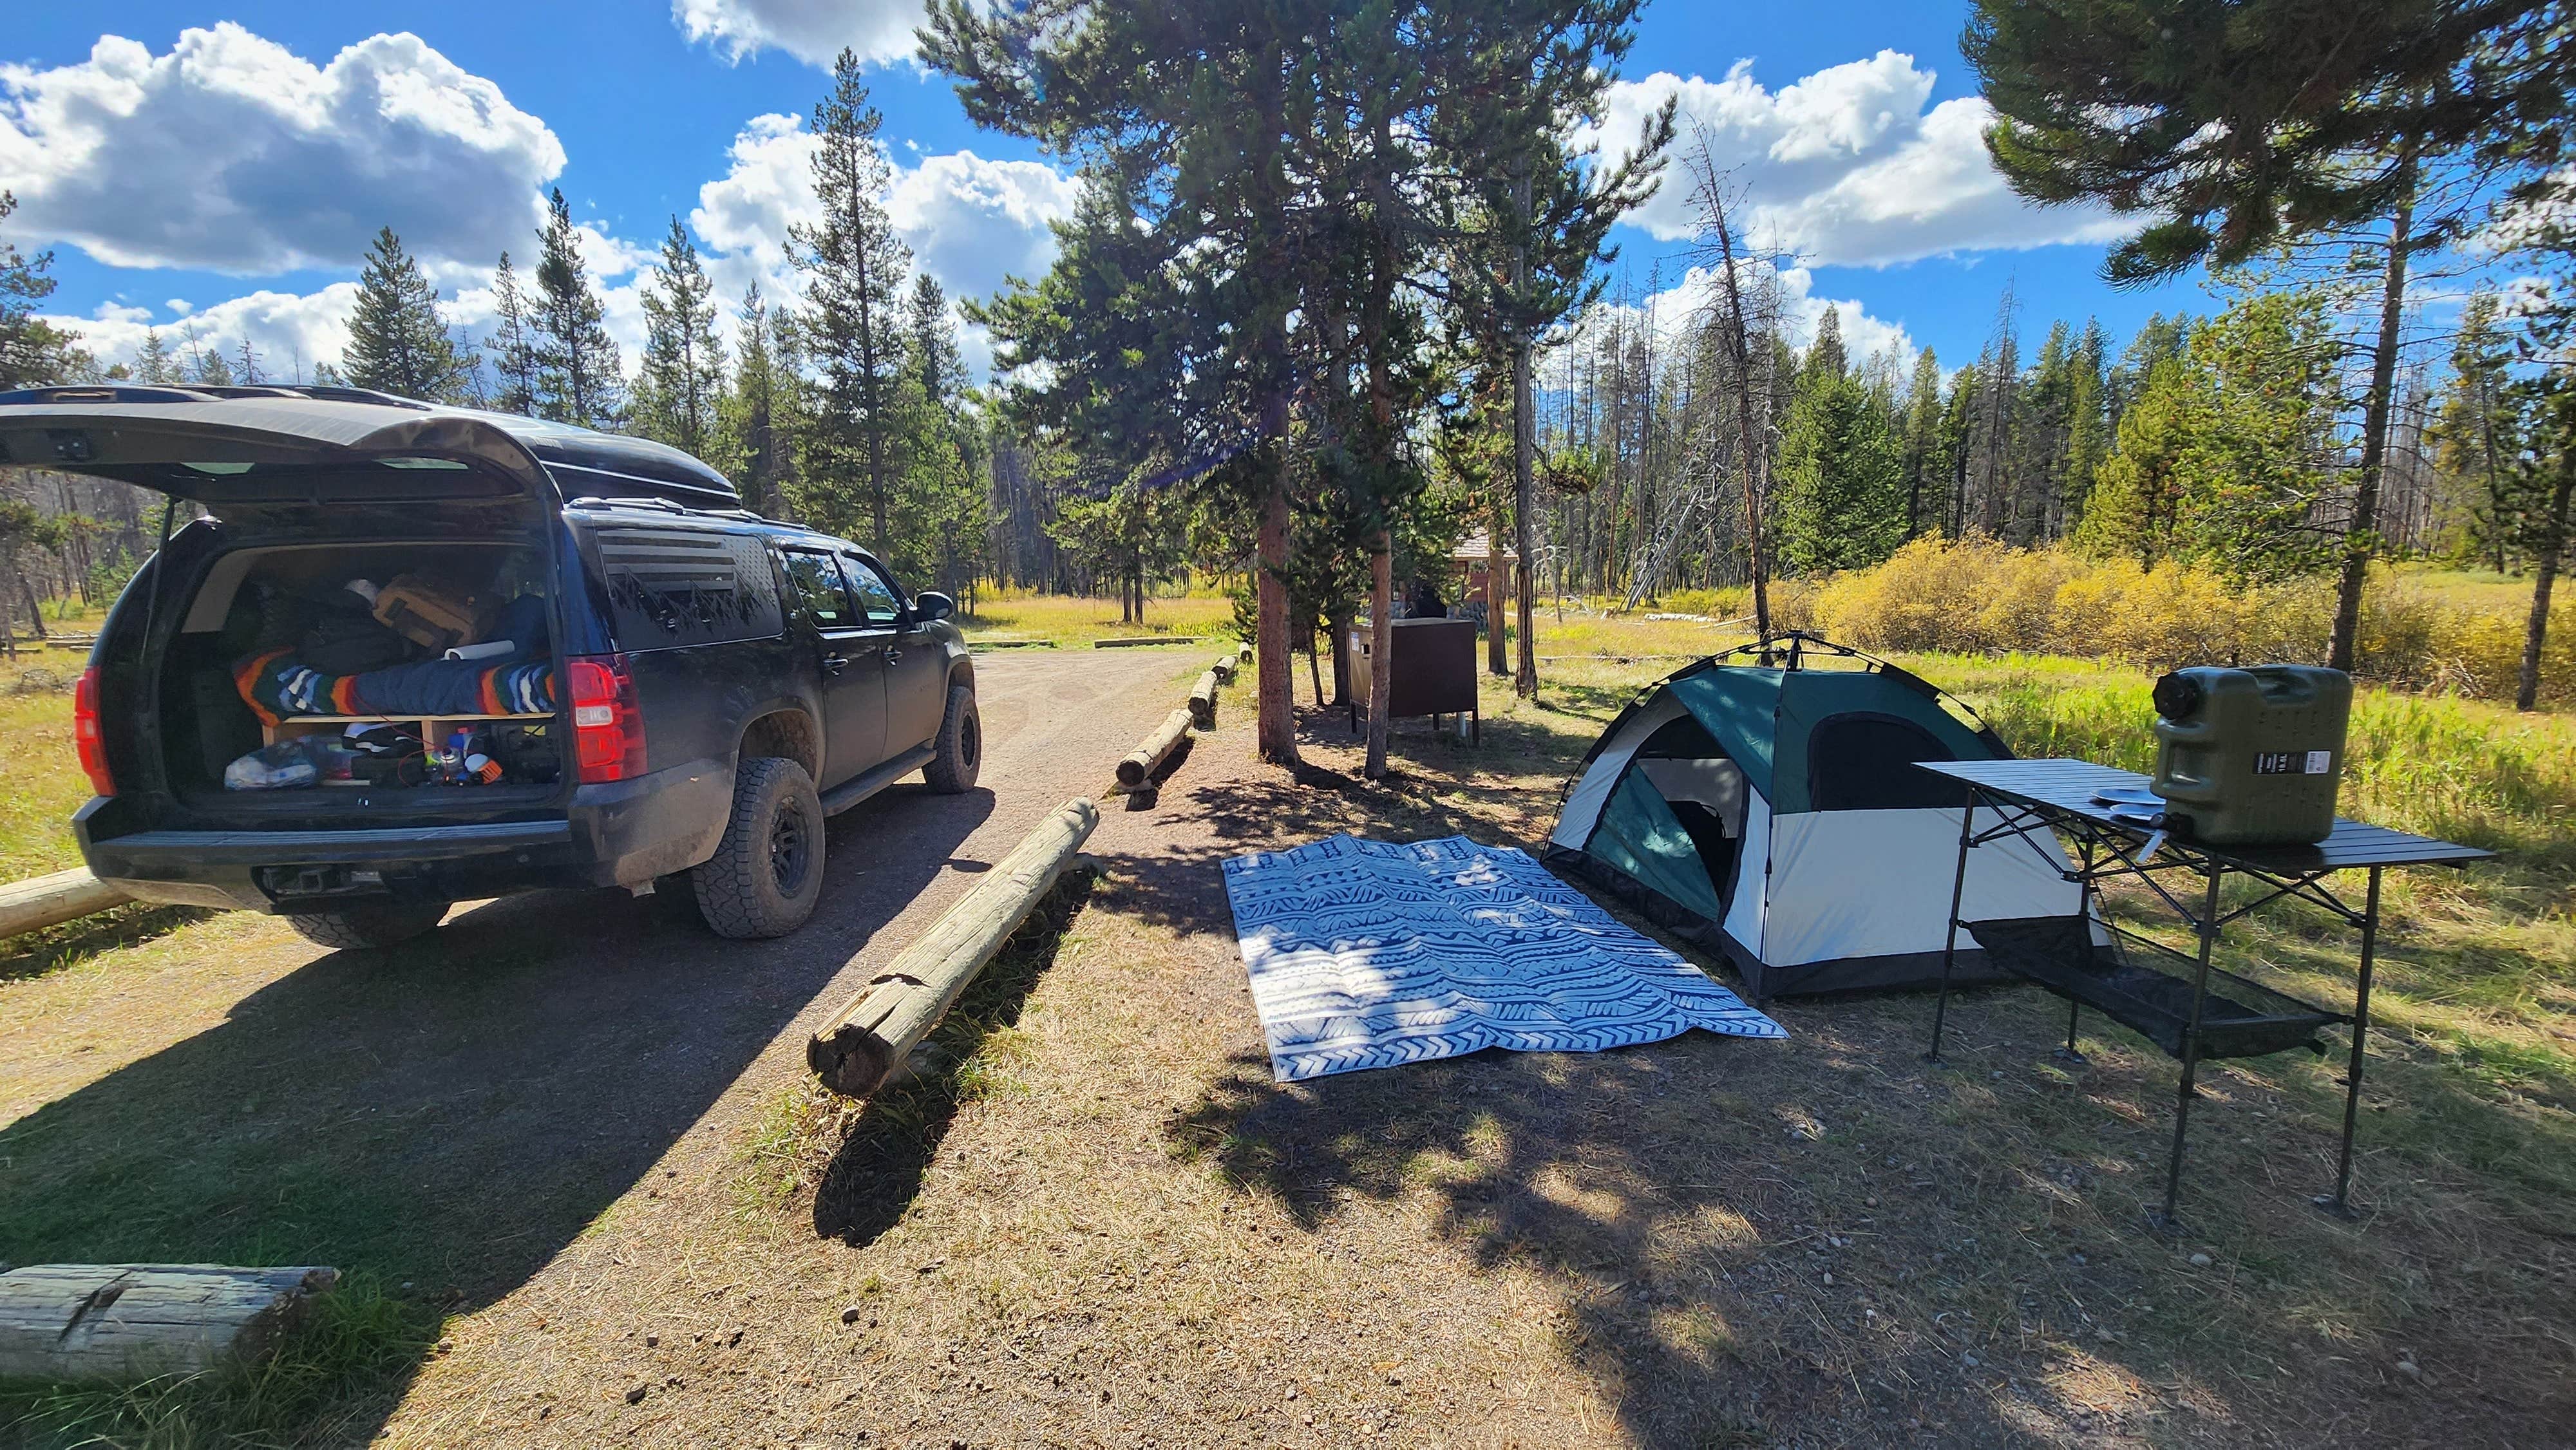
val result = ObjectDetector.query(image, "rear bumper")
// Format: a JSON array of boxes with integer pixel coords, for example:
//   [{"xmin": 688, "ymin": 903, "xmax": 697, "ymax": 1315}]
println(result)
[{"xmin": 77, "ymin": 756, "xmax": 734, "ymax": 912}]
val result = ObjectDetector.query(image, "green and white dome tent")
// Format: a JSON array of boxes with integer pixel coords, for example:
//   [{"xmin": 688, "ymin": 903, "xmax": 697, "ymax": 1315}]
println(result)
[{"xmin": 1545, "ymin": 634, "xmax": 2086, "ymax": 1003}]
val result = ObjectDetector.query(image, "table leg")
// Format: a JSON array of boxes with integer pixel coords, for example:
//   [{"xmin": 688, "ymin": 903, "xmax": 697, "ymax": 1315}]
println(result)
[
  {"xmin": 1926, "ymin": 786, "xmax": 1978, "ymax": 1065},
  {"xmin": 2056, "ymin": 880, "xmax": 2092, "ymax": 1066},
  {"xmin": 2317, "ymin": 865, "xmax": 2383, "ymax": 1219},
  {"xmin": 2156, "ymin": 867, "xmax": 2226, "ymax": 1232}
]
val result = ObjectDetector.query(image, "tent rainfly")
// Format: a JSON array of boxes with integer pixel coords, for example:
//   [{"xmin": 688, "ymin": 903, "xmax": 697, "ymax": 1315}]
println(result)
[{"xmin": 1546, "ymin": 636, "xmax": 2085, "ymax": 1002}]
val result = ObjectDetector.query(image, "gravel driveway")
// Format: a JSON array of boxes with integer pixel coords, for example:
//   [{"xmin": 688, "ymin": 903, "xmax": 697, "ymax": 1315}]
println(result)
[{"xmin": 0, "ymin": 646, "xmax": 1197, "ymax": 1446}]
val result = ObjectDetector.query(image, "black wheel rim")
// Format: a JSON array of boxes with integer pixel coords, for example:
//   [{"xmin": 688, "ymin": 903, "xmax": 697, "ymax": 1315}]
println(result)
[
  {"xmin": 770, "ymin": 802, "xmax": 810, "ymax": 895},
  {"xmin": 961, "ymin": 713, "xmax": 981, "ymax": 770}
]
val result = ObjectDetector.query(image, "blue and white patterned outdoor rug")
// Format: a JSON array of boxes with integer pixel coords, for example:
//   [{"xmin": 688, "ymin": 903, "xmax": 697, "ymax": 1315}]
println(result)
[{"xmin": 1222, "ymin": 834, "xmax": 1785, "ymax": 1081}]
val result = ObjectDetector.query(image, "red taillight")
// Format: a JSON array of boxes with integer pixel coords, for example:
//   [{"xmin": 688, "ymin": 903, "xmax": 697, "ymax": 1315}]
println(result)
[
  {"xmin": 74, "ymin": 666, "xmax": 114, "ymax": 797},
  {"xmin": 567, "ymin": 654, "xmax": 647, "ymax": 783}
]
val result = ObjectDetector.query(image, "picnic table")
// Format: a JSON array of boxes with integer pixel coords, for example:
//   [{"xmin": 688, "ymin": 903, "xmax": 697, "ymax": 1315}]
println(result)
[{"xmin": 1915, "ymin": 757, "xmax": 2491, "ymax": 1229}]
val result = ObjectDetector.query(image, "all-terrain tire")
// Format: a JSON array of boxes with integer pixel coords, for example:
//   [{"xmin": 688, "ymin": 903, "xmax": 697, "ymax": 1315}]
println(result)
[
  {"xmin": 922, "ymin": 683, "xmax": 981, "ymax": 794},
  {"xmin": 691, "ymin": 756, "xmax": 826, "ymax": 939},
  {"xmin": 285, "ymin": 900, "xmax": 447, "ymax": 950}
]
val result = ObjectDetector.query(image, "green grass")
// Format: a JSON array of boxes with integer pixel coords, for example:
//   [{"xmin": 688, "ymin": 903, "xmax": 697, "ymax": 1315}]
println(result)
[{"xmin": 0, "ymin": 1279, "xmax": 439, "ymax": 1450}]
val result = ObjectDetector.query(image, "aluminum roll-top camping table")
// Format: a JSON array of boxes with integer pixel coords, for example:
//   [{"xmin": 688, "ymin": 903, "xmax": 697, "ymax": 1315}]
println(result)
[{"xmin": 1914, "ymin": 757, "xmax": 2492, "ymax": 1230}]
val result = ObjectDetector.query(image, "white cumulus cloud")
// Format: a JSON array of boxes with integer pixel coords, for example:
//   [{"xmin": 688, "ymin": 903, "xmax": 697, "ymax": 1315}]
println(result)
[
  {"xmin": 1586, "ymin": 51, "xmax": 2132, "ymax": 267},
  {"xmin": 671, "ymin": 0, "xmax": 929, "ymax": 68},
  {"xmin": 46, "ymin": 285, "xmax": 366, "ymax": 382},
  {"xmin": 690, "ymin": 113, "xmax": 1075, "ymax": 376},
  {"xmin": 692, "ymin": 113, "xmax": 1074, "ymax": 303},
  {"xmin": 886, "ymin": 151, "xmax": 1081, "ymax": 303},
  {"xmin": 0, "ymin": 24, "xmax": 565, "ymax": 274}
]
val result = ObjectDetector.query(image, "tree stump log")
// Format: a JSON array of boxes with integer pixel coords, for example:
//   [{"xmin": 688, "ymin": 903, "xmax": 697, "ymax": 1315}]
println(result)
[
  {"xmin": 807, "ymin": 798, "xmax": 1101, "ymax": 1098},
  {"xmin": 1209, "ymin": 653, "xmax": 1238, "ymax": 684},
  {"xmin": 0, "ymin": 868, "xmax": 129, "ymax": 940},
  {"xmin": 1187, "ymin": 671, "xmax": 1220, "ymax": 729},
  {"xmin": 0, "ymin": 1265, "xmax": 337, "ymax": 1383},
  {"xmin": 1117, "ymin": 708, "xmax": 1195, "ymax": 790}
]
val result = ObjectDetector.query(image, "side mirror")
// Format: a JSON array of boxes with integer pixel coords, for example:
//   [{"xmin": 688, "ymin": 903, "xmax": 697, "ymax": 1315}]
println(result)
[{"xmin": 912, "ymin": 590, "xmax": 956, "ymax": 623}]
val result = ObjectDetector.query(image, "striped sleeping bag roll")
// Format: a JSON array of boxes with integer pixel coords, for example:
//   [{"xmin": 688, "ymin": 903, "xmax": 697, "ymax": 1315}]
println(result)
[{"xmin": 232, "ymin": 649, "xmax": 558, "ymax": 726}]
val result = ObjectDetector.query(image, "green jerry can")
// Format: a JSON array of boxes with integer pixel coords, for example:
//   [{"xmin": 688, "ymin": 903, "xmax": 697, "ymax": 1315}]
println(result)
[{"xmin": 2149, "ymin": 665, "xmax": 2353, "ymax": 845}]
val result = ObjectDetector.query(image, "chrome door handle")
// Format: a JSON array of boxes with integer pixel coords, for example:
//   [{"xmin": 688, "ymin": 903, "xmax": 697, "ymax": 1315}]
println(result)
[{"xmin": 822, "ymin": 654, "xmax": 849, "ymax": 675}]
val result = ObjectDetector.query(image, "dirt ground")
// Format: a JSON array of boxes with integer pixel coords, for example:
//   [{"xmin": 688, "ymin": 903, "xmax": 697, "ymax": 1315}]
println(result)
[
  {"xmin": 397, "ymin": 669, "xmax": 2573, "ymax": 1449},
  {"xmin": 5, "ymin": 652, "xmax": 2568, "ymax": 1448}
]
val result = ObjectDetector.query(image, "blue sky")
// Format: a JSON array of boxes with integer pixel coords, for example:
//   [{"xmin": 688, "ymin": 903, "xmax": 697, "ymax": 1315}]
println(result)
[{"xmin": 5, "ymin": 2, "xmax": 2206, "ymax": 384}]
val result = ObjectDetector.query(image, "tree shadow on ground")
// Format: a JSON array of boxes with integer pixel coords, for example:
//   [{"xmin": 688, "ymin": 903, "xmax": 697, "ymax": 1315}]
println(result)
[
  {"xmin": 811, "ymin": 872, "xmax": 1097, "ymax": 1246},
  {"xmin": 0, "ymin": 783, "xmax": 994, "ymax": 1442},
  {"xmin": 1139, "ymin": 758, "xmax": 2574, "ymax": 1448}
]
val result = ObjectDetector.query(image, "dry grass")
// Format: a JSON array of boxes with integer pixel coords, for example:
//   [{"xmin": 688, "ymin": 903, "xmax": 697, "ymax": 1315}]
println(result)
[
  {"xmin": 960, "ymin": 587, "xmax": 1240, "ymax": 647},
  {"xmin": 0, "ymin": 678, "xmax": 93, "ymax": 881},
  {"xmin": 1771, "ymin": 538, "xmax": 2575, "ymax": 704}
]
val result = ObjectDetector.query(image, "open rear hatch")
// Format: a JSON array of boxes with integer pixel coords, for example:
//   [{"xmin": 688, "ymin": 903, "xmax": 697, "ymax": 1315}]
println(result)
[{"xmin": 0, "ymin": 387, "xmax": 598, "ymax": 838}]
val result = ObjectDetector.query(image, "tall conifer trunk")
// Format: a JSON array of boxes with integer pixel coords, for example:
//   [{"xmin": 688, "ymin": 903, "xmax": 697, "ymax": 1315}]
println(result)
[
  {"xmin": 2330, "ymin": 169, "xmax": 2415, "ymax": 674},
  {"xmin": 2518, "ymin": 402, "xmax": 2572, "ymax": 711}
]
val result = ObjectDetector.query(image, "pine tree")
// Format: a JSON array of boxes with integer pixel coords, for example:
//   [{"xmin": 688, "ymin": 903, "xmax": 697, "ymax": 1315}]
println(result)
[
  {"xmin": 2062, "ymin": 319, "xmax": 2111, "ymax": 529},
  {"xmin": 531, "ymin": 189, "xmax": 625, "ymax": 428},
  {"xmin": 1804, "ymin": 306, "xmax": 1847, "ymax": 384},
  {"xmin": 234, "ymin": 336, "xmax": 264, "ymax": 386},
  {"xmin": 1968, "ymin": 0, "xmax": 2566, "ymax": 281},
  {"xmin": 486, "ymin": 252, "xmax": 540, "ymax": 417},
  {"xmin": 906, "ymin": 274, "xmax": 965, "ymax": 408},
  {"xmin": 0, "ymin": 191, "xmax": 84, "ymax": 388},
  {"xmin": 133, "ymin": 328, "xmax": 175, "ymax": 384},
  {"xmin": 1775, "ymin": 359, "xmax": 1906, "ymax": 572},
  {"xmin": 719, "ymin": 284, "xmax": 791, "ymax": 516},
  {"xmin": 1428, "ymin": 2, "xmax": 1671, "ymax": 694},
  {"xmin": 2430, "ymin": 290, "xmax": 2521, "ymax": 569},
  {"xmin": 788, "ymin": 51, "xmax": 911, "ymax": 554},
  {"xmin": 1937, "ymin": 360, "xmax": 1980, "ymax": 537},
  {"xmin": 1899, "ymin": 348, "xmax": 1944, "ymax": 540},
  {"xmin": 634, "ymin": 216, "xmax": 726, "ymax": 457},
  {"xmin": 343, "ymin": 226, "xmax": 466, "ymax": 400},
  {"xmin": 181, "ymin": 326, "xmax": 233, "ymax": 386},
  {"xmin": 2074, "ymin": 353, "xmax": 2197, "ymax": 563}
]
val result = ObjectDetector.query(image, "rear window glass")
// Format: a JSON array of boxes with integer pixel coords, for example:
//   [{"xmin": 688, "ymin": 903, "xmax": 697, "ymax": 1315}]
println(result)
[{"xmin": 594, "ymin": 527, "xmax": 783, "ymax": 649}]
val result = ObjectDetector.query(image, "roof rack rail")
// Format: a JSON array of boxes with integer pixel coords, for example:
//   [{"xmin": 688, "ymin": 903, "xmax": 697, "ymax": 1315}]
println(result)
[{"xmin": 565, "ymin": 495, "xmax": 688, "ymax": 514}]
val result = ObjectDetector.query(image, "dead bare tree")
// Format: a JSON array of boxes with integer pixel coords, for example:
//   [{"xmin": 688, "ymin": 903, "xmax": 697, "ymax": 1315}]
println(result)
[{"xmin": 1681, "ymin": 131, "xmax": 1784, "ymax": 637}]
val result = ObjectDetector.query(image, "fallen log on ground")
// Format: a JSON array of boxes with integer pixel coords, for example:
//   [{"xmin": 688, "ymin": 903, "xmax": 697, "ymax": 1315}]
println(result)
[
  {"xmin": 808, "ymin": 797, "xmax": 1101, "ymax": 1098},
  {"xmin": 1188, "ymin": 670, "xmax": 1221, "ymax": 728},
  {"xmin": 1094, "ymin": 636, "xmax": 1197, "ymax": 649},
  {"xmin": 1236, "ymin": 640, "xmax": 1253, "ymax": 663},
  {"xmin": 1117, "ymin": 708, "xmax": 1196, "ymax": 790},
  {"xmin": 1209, "ymin": 652, "xmax": 1238, "ymax": 684},
  {"xmin": 0, "ymin": 1264, "xmax": 337, "ymax": 1382},
  {"xmin": 0, "ymin": 867, "xmax": 129, "ymax": 939}
]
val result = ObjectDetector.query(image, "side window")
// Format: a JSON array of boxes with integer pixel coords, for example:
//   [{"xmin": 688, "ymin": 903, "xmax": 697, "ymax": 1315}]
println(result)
[
  {"xmin": 593, "ymin": 527, "xmax": 783, "ymax": 649},
  {"xmin": 840, "ymin": 556, "xmax": 903, "ymax": 627},
  {"xmin": 782, "ymin": 551, "xmax": 856, "ymax": 629}
]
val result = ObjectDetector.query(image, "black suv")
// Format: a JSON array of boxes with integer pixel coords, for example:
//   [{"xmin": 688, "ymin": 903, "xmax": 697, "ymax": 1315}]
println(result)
[{"xmin": 0, "ymin": 385, "xmax": 980, "ymax": 947}]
